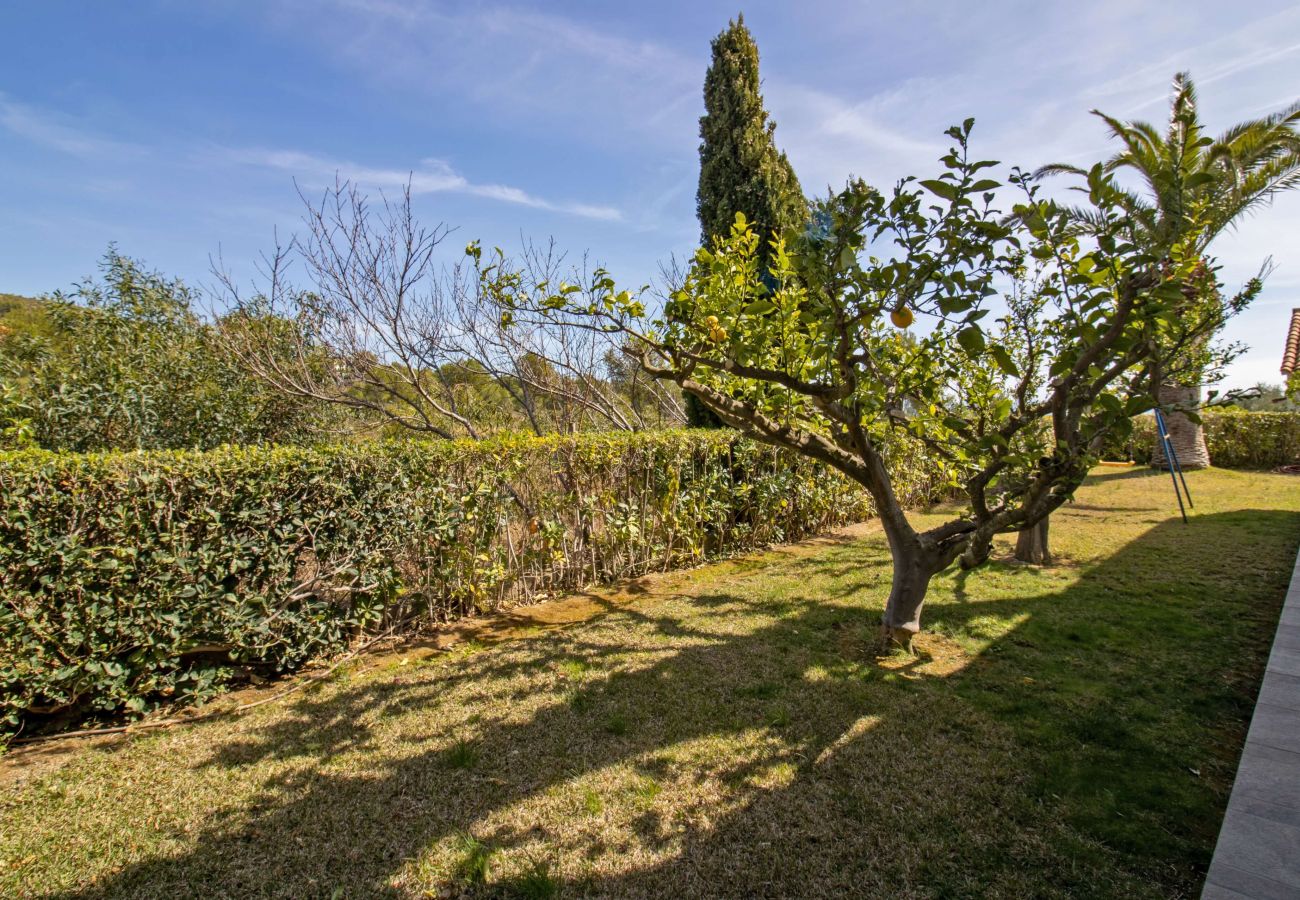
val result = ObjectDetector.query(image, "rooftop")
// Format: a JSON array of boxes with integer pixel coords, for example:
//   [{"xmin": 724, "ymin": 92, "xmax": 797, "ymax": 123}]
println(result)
[{"xmin": 1282, "ymin": 309, "xmax": 1300, "ymax": 375}]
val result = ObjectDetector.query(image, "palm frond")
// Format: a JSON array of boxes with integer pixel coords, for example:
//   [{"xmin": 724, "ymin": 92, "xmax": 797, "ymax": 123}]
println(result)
[
  {"xmin": 1234, "ymin": 156, "xmax": 1300, "ymax": 212},
  {"xmin": 1215, "ymin": 121, "xmax": 1300, "ymax": 171},
  {"xmin": 1032, "ymin": 163, "xmax": 1088, "ymax": 181},
  {"xmin": 1091, "ymin": 111, "xmax": 1165, "ymax": 202},
  {"xmin": 1216, "ymin": 106, "xmax": 1298, "ymax": 151},
  {"xmin": 1169, "ymin": 72, "xmax": 1197, "ymax": 120},
  {"xmin": 1166, "ymin": 71, "xmax": 1198, "ymax": 150},
  {"xmin": 1071, "ymin": 72, "xmax": 1300, "ymax": 248}
]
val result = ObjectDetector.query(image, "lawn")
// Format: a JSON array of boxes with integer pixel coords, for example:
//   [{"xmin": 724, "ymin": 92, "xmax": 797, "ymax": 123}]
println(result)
[{"xmin": 3, "ymin": 467, "xmax": 1299, "ymax": 899}]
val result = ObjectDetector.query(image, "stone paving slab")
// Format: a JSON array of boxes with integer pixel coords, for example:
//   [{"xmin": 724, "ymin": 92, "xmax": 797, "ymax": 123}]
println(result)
[{"xmin": 1203, "ymin": 546, "xmax": 1300, "ymax": 899}]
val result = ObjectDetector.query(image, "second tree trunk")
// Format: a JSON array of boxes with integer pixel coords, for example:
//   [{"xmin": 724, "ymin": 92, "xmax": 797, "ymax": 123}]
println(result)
[
  {"xmin": 1014, "ymin": 518, "xmax": 1051, "ymax": 565},
  {"xmin": 1152, "ymin": 383, "xmax": 1210, "ymax": 470}
]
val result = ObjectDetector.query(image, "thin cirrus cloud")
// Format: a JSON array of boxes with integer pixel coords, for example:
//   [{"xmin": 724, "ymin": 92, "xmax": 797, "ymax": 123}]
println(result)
[
  {"xmin": 250, "ymin": 0, "xmax": 701, "ymax": 149},
  {"xmin": 0, "ymin": 94, "xmax": 143, "ymax": 160},
  {"xmin": 0, "ymin": 95, "xmax": 623, "ymax": 223},
  {"xmin": 220, "ymin": 148, "xmax": 624, "ymax": 222}
]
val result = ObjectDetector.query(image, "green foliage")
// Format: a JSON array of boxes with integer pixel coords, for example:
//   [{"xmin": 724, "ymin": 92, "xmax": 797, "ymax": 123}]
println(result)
[
  {"xmin": 443, "ymin": 737, "xmax": 480, "ymax": 769},
  {"xmin": 697, "ymin": 16, "xmax": 806, "ymax": 253},
  {"xmin": 684, "ymin": 383, "xmax": 726, "ymax": 429},
  {"xmin": 1, "ymin": 295, "xmax": 51, "ymax": 450},
  {"xmin": 668, "ymin": 135, "xmax": 1209, "ymax": 498},
  {"xmin": 452, "ymin": 833, "xmax": 495, "ymax": 885},
  {"xmin": 1039, "ymin": 73, "xmax": 1300, "ymax": 253},
  {"xmin": 0, "ymin": 381, "xmax": 36, "ymax": 450},
  {"xmin": 1039, "ymin": 73, "xmax": 1300, "ymax": 385},
  {"xmin": 1232, "ymin": 382, "xmax": 1300, "ymax": 412},
  {"xmin": 492, "ymin": 120, "xmax": 1256, "ymax": 631},
  {"xmin": 0, "ymin": 293, "xmax": 56, "ymax": 342},
  {"xmin": 692, "ymin": 15, "xmax": 806, "ymax": 429},
  {"xmin": 1116, "ymin": 410, "xmax": 1300, "ymax": 468},
  {"xmin": 507, "ymin": 860, "xmax": 561, "ymax": 900},
  {"xmin": 0, "ymin": 430, "xmax": 941, "ymax": 736},
  {"xmin": 0, "ymin": 250, "xmax": 330, "ymax": 452}
]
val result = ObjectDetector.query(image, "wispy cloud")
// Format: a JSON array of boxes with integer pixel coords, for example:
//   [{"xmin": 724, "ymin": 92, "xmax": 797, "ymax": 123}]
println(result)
[
  {"xmin": 222, "ymin": 147, "xmax": 623, "ymax": 221},
  {"xmin": 7, "ymin": 0, "xmax": 1300, "ymax": 387},
  {"xmin": 766, "ymin": 82, "xmax": 943, "ymax": 192},
  {"xmin": 0, "ymin": 94, "xmax": 143, "ymax": 159},
  {"xmin": 0, "ymin": 92, "xmax": 622, "ymax": 223},
  {"xmin": 248, "ymin": 0, "xmax": 701, "ymax": 151}
]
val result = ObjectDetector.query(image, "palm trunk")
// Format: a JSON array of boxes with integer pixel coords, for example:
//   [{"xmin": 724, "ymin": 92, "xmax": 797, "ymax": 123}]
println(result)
[
  {"xmin": 1151, "ymin": 383, "xmax": 1210, "ymax": 470},
  {"xmin": 1013, "ymin": 517, "xmax": 1051, "ymax": 565}
]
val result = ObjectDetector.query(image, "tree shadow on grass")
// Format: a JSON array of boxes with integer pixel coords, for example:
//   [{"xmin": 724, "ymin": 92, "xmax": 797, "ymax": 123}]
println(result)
[
  {"xmin": 42, "ymin": 509, "xmax": 1299, "ymax": 899},
  {"xmin": 1083, "ymin": 467, "xmax": 1163, "ymax": 484}
]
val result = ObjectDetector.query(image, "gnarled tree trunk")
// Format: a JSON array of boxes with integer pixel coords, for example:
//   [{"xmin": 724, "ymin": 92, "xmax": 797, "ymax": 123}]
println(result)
[
  {"xmin": 1151, "ymin": 383, "xmax": 1210, "ymax": 470},
  {"xmin": 879, "ymin": 531, "xmax": 942, "ymax": 650},
  {"xmin": 1014, "ymin": 517, "xmax": 1051, "ymax": 565}
]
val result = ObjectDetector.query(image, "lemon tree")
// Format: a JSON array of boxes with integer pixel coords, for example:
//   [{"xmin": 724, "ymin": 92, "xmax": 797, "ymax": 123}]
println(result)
[{"xmin": 483, "ymin": 122, "xmax": 1253, "ymax": 643}]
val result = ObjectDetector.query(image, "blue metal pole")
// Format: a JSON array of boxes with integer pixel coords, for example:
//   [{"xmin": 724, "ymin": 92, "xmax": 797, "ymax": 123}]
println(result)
[
  {"xmin": 1154, "ymin": 409, "xmax": 1189, "ymax": 524},
  {"xmin": 1167, "ymin": 418, "xmax": 1194, "ymax": 510}
]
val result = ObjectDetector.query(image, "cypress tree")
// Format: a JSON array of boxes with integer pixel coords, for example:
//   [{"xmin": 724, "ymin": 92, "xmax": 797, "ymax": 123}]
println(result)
[
  {"xmin": 689, "ymin": 15, "xmax": 806, "ymax": 427},
  {"xmin": 697, "ymin": 15, "xmax": 805, "ymax": 257}
]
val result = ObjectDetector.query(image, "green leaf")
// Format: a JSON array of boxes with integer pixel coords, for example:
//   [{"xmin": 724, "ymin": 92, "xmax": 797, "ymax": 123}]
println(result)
[
  {"xmin": 956, "ymin": 326, "xmax": 986, "ymax": 356},
  {"xmin": 918, "ymin": 179, "xmax": 959, "ymax": 201},
  {"xmin": 938, "ymin": 294, "xmax": 975, "ymax": 315},
  {"xmin": 1097, "ymin": 393, "xmax": 1123, "ymax": 414},
  {"xmin": 1124, "ymin": 396, "xmax": 1155, "ymax": 416},
  {"xmin": 990, "ymin": 346, "xmax": 1019, "ymax": 377}
]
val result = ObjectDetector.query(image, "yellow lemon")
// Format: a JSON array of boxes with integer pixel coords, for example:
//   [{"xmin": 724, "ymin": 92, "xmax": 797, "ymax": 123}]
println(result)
[
  {"xmin": 705, "ymin": 315, "xmax": 719, "ymax": 327},
  {"xmin": 890, "ymin": 306, "xmax": 914, "ymax": 329}
]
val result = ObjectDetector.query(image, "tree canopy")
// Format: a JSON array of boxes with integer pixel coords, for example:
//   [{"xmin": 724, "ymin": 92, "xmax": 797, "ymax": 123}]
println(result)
[
  {"xmin": 484, "ymin": 120, "xmax": 1256, "ymax": 642},
  {"xmin": 1037, "ymin": 73, "xmax": 1300, "ymax": 468},
  {"xmin": 692, "ymin": 15, "xmax": 806, "ymax": 427},
  {"xmin": 1039, "ymin": 72, "xmax": 1300, "ymax": 251},
  {"xmin": 697, "ymin": 15, "xmax": 806, "ymax": 252},
  {"xmin": 0, "ymin": 250, "xmax": 329, "ymax": 451}
]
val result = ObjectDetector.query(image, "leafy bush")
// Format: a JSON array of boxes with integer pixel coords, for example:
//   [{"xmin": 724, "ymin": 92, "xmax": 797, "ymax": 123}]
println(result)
[
  {"xmin": 0, "ymin": 250, "xmax": 331, "ymax": 452},
  {"xmin": 0, "ymin": 431, "xmax": 940, "ymax": 734},
  {"xmin": 1105, "ymin": 410, "xmax": 1300, "ymax": 468}
]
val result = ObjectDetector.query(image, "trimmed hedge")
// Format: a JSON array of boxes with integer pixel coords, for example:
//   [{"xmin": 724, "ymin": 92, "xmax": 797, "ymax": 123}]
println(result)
[
  {"xmin": 1112, "ymin": 410, "xmax": 1300, "ymax": 469},
  {"xmin": 1, "ymin": 431, "xmax": 940, "ymax": 733}
]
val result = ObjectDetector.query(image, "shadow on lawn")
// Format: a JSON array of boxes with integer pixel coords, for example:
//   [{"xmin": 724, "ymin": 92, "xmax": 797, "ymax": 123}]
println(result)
[
  {"xmin": 1083, "ymin": 466, "xmax": 1164, "ymax": 484},
  {"xmin": 50, "ymin": 508, "xmax": 1297, "ymax": 899}
]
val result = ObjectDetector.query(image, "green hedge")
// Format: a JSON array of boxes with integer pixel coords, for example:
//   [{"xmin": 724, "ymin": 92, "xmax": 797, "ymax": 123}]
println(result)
[
  {"xmin": 1, "ymin": 431, "xmax": 940, "ymax": 734},
  {"xmin": 1111, "ymin": 411, "xmax": 1300, "ymax": 468}
]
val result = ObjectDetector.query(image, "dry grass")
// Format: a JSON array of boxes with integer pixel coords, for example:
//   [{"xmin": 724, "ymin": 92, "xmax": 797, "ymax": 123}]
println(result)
[{"xmin": 3, "ymin": 467, "xmax": 1299, "ymax": 898}]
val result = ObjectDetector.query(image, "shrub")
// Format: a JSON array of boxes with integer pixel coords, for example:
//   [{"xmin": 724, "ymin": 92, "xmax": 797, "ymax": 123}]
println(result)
[
  {"xmin": 0, "ymin": 431, "xmax": 940, "ymax": 734},
  {"xmin": 0, "ymin": 251, "xmax": 332, "ymax": 453},
  {"xmin": 1105, "ymin": 410, "xmax": 1300, "ymax": 469}
]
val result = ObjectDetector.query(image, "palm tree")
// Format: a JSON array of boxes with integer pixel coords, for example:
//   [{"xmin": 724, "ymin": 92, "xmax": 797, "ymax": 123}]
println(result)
[{"xmin": 1039, "ymin": 72, "xmax": 1300, "ymax": 468}]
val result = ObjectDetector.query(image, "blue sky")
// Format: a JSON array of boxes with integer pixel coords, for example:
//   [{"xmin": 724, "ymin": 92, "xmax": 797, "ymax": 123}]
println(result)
[{"xmin": 3, "ymin": 1, "xmax": 1300, "ymax": 388}]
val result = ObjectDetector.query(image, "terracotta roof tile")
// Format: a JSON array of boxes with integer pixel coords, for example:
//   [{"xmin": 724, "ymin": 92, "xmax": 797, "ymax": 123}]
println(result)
[{"xmin": 1284, "ymin": 309, "xmax": 1300, "ymax": 375}]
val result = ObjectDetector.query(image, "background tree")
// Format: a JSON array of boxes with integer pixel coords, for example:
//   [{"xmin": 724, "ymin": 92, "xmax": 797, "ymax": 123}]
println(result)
[
  {"xmin": 0, "ymin": 249, "xmax": 328, "ymax": 451},
  {"xmin": 691, "ymin": 14, "xmax": 807, "ymax": 427},
  {"xmin": 1233, "ymin": 382, "xmax": 1300, "ymax": 411},
  {"xmin": 1038, "ymin": 72, "xmax": 1300, "ymax": 468},
  {"xmin": 487, "ymin": 123, "xmax": 1255, "ymax": 646},
  {"xmin": 217, "ymin": 181, "xmax": 683, "ymax": 441}
]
